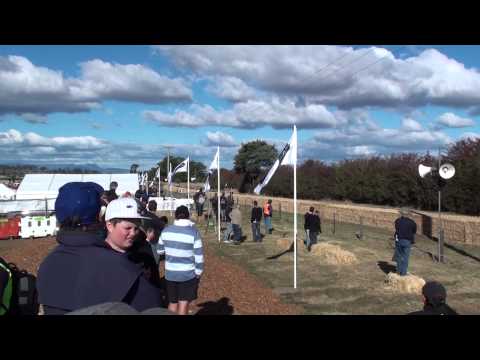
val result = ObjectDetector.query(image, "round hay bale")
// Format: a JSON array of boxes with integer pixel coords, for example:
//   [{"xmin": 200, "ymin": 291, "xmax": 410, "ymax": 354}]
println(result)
[
  {"xmin": 310, "ymin": 243, "xmax": 358, "ymax": 265},
  {"xmin": 385, "ymin": 272, "xmax": 425, "ymax": 294}
]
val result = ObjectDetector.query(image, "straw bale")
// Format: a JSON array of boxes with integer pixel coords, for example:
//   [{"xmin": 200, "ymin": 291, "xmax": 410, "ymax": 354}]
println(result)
[
  {"xmin": 310, "ymin": 243, "xmax": 358, "ymax": 265},
  {"xmin": 385, "ymin": 272, "xmax": 425, "ymax": 294}
]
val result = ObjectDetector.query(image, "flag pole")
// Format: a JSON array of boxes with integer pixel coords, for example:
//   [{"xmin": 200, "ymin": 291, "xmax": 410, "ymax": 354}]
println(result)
[
  {"xmin": 187, "ymin": 157, "xmax": 190, "ymax": 201},
  {"xmin": 217, "ymin": 146, "xmax": 221, "ymax": 243},
  {"xmin": 294, "ymin": 131, "xmax": 297, "ymax": 289}
]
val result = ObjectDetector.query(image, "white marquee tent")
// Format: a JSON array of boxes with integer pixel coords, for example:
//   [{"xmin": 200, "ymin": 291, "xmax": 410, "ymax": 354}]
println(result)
[
  {"xmin": 15, "ymin": 173, "xmax": 139, "ymax": 200},
  {"xmin": 0, "ymin": 183, "xmax": 16, "ymax": 200}
]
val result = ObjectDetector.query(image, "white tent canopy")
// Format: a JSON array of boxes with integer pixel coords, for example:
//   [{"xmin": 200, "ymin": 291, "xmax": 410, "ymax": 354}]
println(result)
[
  {"xmin": 16, "ymin": 173, "xmax": 139, "ymax": 200},
  {"xmin": 0, "ymin": 183, "xmax": 16, "ymax": 200}
]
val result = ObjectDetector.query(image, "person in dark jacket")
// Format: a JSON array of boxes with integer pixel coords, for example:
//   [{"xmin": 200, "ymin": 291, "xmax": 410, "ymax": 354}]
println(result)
[
  {"xmin": 308, "ymin": 210, "xmax": 322, "ymax": 252},
  {"xmin": 304, "ymin": 207, "xmax": 314, "ymax": 248},
  {"xmin": 394, "ymin": 208, "xmax": 417, "ymax": 276},
  {"xmin": 135, "ymin": 185, "xmax": 149, "ymax": 205},
  {"xmin": 408, "ymin": 281, "xmax": 458, "ymax": 315},
  {"xmin": 105, "ymin": 181, "xmax": 119, "ymax": 202},
  {"xmin": 251, "ymin": 200, "xmax": 263, "ymax": 242},
  {"xmin": 37, "ymin": 183, "xmax": 162, "ymax": 315}
]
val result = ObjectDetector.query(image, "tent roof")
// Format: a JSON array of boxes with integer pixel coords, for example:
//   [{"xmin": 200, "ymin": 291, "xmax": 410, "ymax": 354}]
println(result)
[{"xmin": 16, "ymin": 173, "xmax": 139, "ymax": 200}]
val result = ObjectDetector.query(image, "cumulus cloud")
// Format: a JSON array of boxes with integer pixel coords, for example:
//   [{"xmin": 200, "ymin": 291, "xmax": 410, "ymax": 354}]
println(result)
[
  {"xmin": 155, "ymin": 45, "xmax": 480, "ymax": 110},
  {"xmin": 435, "ymin": 112, "xmax": 475, "ymax": 128},
  {"xmin": 206, "ymin": 76, "xmax": 257, "ymax": 102},
  {"xmin": 144, "ymin": 97, "xmax": 339, "ymax": 129},
  {"xmin": 202, "ymin": 131, "xmax": 237, "ymax": 147},
  {"xmin": 401, "ymin": 117, "xmax": 423, "ymax": 132},
  {"xmin": 0, "ymin": 55, "xmax": 192, "ymax": 116}
]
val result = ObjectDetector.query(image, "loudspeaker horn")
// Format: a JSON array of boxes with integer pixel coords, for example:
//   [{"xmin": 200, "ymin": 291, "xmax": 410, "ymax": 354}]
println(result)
[
  {"xmin": 418, "ymin": 164, "xmax": 433, "ymax": 178},
  {"xmin": 439, "ymin": 163, "xmax": 455, "ymax": 179}
]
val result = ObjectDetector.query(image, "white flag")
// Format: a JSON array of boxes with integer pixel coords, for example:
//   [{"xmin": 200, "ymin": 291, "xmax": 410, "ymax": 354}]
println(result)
[
  {"xmin": 167, "ymin": 163, "xmax": 172, "ymax": 187},
  {"xmin": 203, "ymin": 175, "xmax": 211, "ymax": 192},
  {"xmin": 208, "ymin": 148, "xmax": 219, "ymax": 172},
  {"xmin": 156, "ymin": 168, "xmax": 160, "ymax": 179},
  {"xmin": 172, "ymin": 157, "xmax": 189, "ymax": 175},
  {"xmin": 254, "ymin": 125, "xmax": 297, "ymax": 194}
]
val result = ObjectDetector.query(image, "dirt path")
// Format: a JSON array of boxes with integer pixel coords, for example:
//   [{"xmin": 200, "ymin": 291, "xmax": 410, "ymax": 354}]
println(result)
[{"xmin": 0, "ymin": 236, "xmax": 301, "ymax": 315}]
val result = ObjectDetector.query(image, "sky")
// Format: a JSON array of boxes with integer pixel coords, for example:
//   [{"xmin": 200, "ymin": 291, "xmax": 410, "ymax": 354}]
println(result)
[{"xmin": 0, "ymin": 45, "xmax": 479, "ymax": 171}]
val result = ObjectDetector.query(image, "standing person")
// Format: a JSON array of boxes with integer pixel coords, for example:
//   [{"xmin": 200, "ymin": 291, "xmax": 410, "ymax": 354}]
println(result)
[
  {"xmin": 157, "ymin": 206, "xmax": 203, "ymax": 315},
  {"xmin": 230, "ymin": 204, "xmax": 243, "ymax": 244},
  {"xmin": 251, "ymin": 200, "xmax": 263, "ymax": 242},
  {"xmin": 135, "ymin": 185, "xmax": 149, "ymax": 205},
  {"xmin": 37, "ymin": 184, "xmax": 162, "ymax": 314},
  {"xmin": 105, "ymin": 181, "xmax": 119, "ymax": 202},
  {"xmin": 220, "ymin": 192, "xmax": 227, "ymax": 222},
  {"xmin": 304, "ymin": 207, "xmax": 314, "ymax": 249},
  {"xmin": 408, "ymin": 281, "xmax": 458, "ymax": 315},
  {"xmin": 197, "ymin": 190, "xmax": 206, "ymax": 217},
  {"xmin": 263, "ymin": 199, "xmax": 273, "ymax": 235},
  {"xmin": 308, "ymin": 210, "xmax": 322, "ymax": 252},
  {"xmin": 394, "ymin": 208, "xmax": 417, "ymax": 276}
]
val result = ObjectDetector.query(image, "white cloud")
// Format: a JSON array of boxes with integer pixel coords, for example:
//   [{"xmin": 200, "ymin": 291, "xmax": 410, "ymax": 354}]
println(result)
[
  {"xmin": 0, "ymin": 55, "xmax": 193, "ymax": 116},
  {"xmin": 144, "ymin": 97, "xmax": 339, "ymax": 129},
  {"xmin": 436, "ymin": 112, "xmax": 475, "ymax": 128},
  {"xmin": 155, "ymin": 45, "xmax": 480, "ymax": 110},
  {"xmin": 206, "ymin": 76, "xmax": 257, "ymax": 102},
  {"xmin": 401, "ymin": 117, "xmax": 423, "ymax": 131},
  {"xmin": 201, "ymin": 131, "xmax": 237, "ymax": 147}
]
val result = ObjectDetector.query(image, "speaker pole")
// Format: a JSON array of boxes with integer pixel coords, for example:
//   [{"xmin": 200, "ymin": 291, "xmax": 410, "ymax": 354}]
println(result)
[{"xmin": 438, "ymin": 147, "xmax": 444, "ymax": 263}]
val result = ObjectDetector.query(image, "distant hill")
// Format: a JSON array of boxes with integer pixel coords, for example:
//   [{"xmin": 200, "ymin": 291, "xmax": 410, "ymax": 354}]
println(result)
[{"xmin": 0, "ymin": 162, "xmax": 128, "ymax": 174}]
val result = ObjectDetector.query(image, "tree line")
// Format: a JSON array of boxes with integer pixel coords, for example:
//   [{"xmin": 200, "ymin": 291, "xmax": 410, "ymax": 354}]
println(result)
[{"xmin": 208, "ymin": 138, "xmax": 480, "ymax": 216}]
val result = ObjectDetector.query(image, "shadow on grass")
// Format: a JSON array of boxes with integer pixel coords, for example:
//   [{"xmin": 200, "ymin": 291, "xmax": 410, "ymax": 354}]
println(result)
[
  {"xmin": 195, "ymin": 297, "xmax": 234, "ymax": 315},
  {"xmin": 377, "ymin": 261, "xmax": 396, "ymax": 274},
  {"xmin": 266, "ymin": 242, "xmax": 294, "ymax": 260}
]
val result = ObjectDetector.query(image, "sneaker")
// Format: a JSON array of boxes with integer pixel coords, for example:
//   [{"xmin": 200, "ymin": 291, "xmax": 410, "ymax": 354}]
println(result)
[{"xmin": 224, "ymin": 240, "xmax": 233, "ymax": 244}]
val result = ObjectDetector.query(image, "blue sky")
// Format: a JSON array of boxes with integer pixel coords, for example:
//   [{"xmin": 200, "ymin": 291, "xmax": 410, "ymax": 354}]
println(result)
[{"xmin": 0, "ymin": 45, "xmax": 479, "ymax": 170}]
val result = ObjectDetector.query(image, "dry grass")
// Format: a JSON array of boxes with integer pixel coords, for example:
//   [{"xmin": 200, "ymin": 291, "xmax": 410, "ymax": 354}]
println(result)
[
  {"xmin": 310, "ymin": 242, "xmax": 358, "ymax": 265},
  {"xmin": 385, "ymin": 272, "xmax": 426, "ymax": 295}
]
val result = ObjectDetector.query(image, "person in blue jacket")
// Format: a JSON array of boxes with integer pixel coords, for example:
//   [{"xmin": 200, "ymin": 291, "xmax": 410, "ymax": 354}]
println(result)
[{"xmin": 37, "ymin": 182, "xmax": 163, "ymax": 315}]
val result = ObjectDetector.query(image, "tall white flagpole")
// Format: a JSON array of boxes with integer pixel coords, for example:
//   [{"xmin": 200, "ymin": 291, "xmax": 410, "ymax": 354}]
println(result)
[
  {"xmin": 217, "ymin": 147, "xmax": 221, "ymax": 243},
  {"xmin": 294, "ymin": 138, "xmax": 297, "ymax": 289},
  {"xmin": 187, "ymin": 157, "xmax": 190, "ymax": 201}
]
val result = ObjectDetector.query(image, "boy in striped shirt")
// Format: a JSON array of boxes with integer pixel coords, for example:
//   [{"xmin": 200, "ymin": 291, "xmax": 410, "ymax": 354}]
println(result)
[{"xmin": 157, "ymin": 205, "xmax": 203, "ymax": 315}]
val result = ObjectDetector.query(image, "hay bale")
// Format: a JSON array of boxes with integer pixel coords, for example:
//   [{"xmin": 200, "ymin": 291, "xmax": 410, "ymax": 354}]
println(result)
[
  {"xmin": 385, "ymin": 272, "xmax": 425, "ymax": 294},
  {"xmin": 310, "ymin": 243, "xmax": 358, "ymax": 265}
]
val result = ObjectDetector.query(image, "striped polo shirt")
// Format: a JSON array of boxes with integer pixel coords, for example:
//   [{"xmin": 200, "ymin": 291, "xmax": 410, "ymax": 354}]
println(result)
[{"xmin": 157, "ymin": 219, "xmax": 204, "ymax": 282}]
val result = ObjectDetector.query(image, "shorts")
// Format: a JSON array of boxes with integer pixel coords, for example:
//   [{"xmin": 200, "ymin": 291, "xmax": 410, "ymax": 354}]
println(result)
[{"xmin": 166, "ymin": 277, "xmax": 199, "ymax": 303}]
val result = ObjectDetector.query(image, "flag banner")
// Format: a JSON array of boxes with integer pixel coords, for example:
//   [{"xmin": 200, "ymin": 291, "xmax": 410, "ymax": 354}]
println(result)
[
  {"xmin": 254, "ymin": 126, "xmax": 297, "ymax": 194},
  {"xmin": 208, "ymin": 149, "xmax": 219, "ymax": 172},
  {"xmin": 156, "ymin": 168, "xmax": 160, "ymax": 178},
  {"xmin": 172, "ymin": 157, "xmax": 189, "ymax": 175},
  {"xmin": 203, "ymin": 174, "xmax": 211, "ymax": 192}
]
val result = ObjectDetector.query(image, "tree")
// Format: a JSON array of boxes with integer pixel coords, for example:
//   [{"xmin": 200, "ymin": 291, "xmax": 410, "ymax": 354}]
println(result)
[
  {"xmin": 234, "ymin": 140, "xmax": 278, "ymax": 193},
  {"xmin": 130, "ymin": 164, "xmax": 139, "ymax": 173}
]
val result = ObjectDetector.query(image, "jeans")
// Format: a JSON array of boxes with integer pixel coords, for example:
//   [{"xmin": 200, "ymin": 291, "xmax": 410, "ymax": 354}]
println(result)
[
  {"xmin": 251, "ymin": 222, "xmax": 261, "ymax": 242},
  {"xmin": 396, "ymin": 239, "xmax": 412, "ymax": 276},
  {"xmin": 223, "ymin": 223, "xmax": 233, "ymax": 241},
  {"xmin": 196, "ymin": 203, "xmax": 204, "ymax": 217},
  {"xmin": 309, "ymin": 231, "xmax": 318, "ymax": 247},
  {"xmin": 304, "ymin": 229, "xmax": 310, "ymax": 245},
  {"xmin": 232, "ymin": 224, "xmax": 242, "ymax": 241},
  {"xmin": 264, "ymin": 216, "xmax": 272, "ymax": 234}
]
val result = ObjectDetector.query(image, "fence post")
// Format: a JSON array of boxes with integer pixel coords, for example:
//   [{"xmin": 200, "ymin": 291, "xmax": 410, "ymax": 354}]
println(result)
[
  {"xmin": 359, "ymin": 216, "xmax": 363, "ymax": 240},
  {"xmin": 279, "ymin": 202, "xmax": 282, "ymax": 220},
  {"xmin": 333, "ymin": 211, "xmax": 336, "ymax": 235}
]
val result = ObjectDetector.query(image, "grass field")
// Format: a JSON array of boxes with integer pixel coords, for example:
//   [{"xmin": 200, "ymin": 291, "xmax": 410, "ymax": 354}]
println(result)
[{"xmin": 193, "ymin": 205, "xmax": 480, "ymax": 315}]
